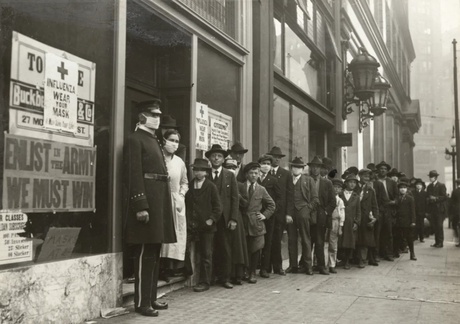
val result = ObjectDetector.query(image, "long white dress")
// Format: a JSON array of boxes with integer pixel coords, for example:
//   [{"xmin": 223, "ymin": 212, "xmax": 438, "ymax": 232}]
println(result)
[{"xmin": 160, "ymin": 155, "xmax": 189, "ymax": 260}]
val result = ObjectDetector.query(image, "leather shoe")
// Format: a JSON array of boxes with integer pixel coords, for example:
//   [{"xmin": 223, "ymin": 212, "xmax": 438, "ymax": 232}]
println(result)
[
  {"xmin": 430, "ymin": 243, "xmax": 439, "ymax": 247},
  {"xmin": 410, "ymin": 255, "xmax": 417, "ymax": 261},
  {"xmin": 318, "ymin": 267, "xmax": 329, "ymax": 275},
  {"xmin": 135, "ymin": 306, "xmax": 159, "ymax": 317},
  {"xmin": 232, "ymin": 278, "xmax": 243, "ymax": 285},
  {"xmin": 285, "ymin": 267, "xmax": 298, "ymax": 274},
  {"xmin": 305, "ymin": 268, "xmax": 313, "ymax": 275},
  {"xmin": 358, "ymin": 262, "xmax": 365, "ymax": 269},
  {"xmin": 343, "ymin": 263, "xmax": 350, "ymax": 270},
  {"xmin": 368, "ymin": 261, "xmax": 379, "ymax": 266},
  {"xmin": 152, "ymin": 301, "xmax": 168, "ymax": 310},
  {"xmin": 274, "ymin": 268, "xmax": 286, "ymax": 276},
  {"xmin": 384, "ymin": 256, "xmax": 394, "ymax": 262},
  {"xmin": 393, "ymin": 253, "xmax": 400, "ymax": 258},
  {"xmin": 329, "ymin": 267, "xmax": 337, "ymax": 274},
  {"xmin": 259, "ymin": 270, "xmax": 270, "ymax": 278},
  {"xmin": 420, "ymin": 239, "xmax": 425, "ymax": 243},
  {"xmin": 248, "ymin": 274, "xmax": 257, "ymax": 284},
  {"xmin": 193, "ymin": 283, "xmax": 210, "ymax": 292},
  {"xmin": 297, "ymin": 266, "xmax": 307, "ymax": 273},
  {"xmin": 222, "ymin": 281, "xmax": 233, "ymax": 289}
]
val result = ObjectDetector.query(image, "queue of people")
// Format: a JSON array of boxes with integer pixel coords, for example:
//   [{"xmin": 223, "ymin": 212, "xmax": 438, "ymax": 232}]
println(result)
[{"xmin": 124, "ymin": 100, "xmax": 447, "ymax": 318}]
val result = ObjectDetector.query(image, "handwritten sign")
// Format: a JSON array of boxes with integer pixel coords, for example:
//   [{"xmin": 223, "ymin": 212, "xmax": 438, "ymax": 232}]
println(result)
[
  {"xmin": 9, "ymin": 32, "xmax": 96, "ymax": 146},
  {"xmin": 195, "ymin": 102, "xmax": 209, "ymax": 150},
  {"xmin": 2, "ymin": 134, "xmax": 96, "ymax": 212},
  {"xmin": 36, "ymin": 227, "xmax": 80, "ymax": 262},
  {"xmin": 0, "ymin": 211, "xmax": 32, "ymax": 265},
  {"xmin": 43, "ymin": 53, "xmax": 79, "ymax": 133},
  {"xmin": 210, "ymin": 117, "xmax": 230, "ymax": 150}
]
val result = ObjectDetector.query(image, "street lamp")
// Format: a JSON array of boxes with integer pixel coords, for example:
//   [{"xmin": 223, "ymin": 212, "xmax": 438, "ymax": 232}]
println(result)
[
  {"xmin": 343, "ymin": 47, "xmax": 392, "ymax": 132},
  {"xmin": 445, "ymin": 126, "xmax": 456, "ymax": 184}
]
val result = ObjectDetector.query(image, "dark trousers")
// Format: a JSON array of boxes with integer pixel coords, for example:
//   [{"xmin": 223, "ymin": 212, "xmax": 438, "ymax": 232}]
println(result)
[
  {"xmin": 311, "ymin": 223, "xmax": 327, "ymax": 268},
  {"xmin": 394, "ymin": 227, "xmax": 414, "ymax": 255},
  {"xmin": 247, "ymin": 236, "xmax": 262, "ymax": 274},
  {"xmin": 379, "ymin": 211, "xmax": 394, "ymax": 257},
  {"xmin": 260, "ymin": 216, "xmax": 275, "ymax": 272},
  {"xmin": 214, "ymin": 219, "xmax": 232, "ymax": 282},
  {"xmin": 133, "ymin": 243, "xmax": 161, "ymax": 308},
  {"xmin": 287, "ymin": 206, "xmax": 312, "ymax": 270},
  {"xmin": 432, "ymin": 212, "xmax": 445, "ymax": 245},
  {"xmin": 416, "ymin": 214, "xmax": 425, "ymax": 240},
  {"xmin": 373, "ymin": 219, "xmax": 381, "ymax": 257},
  {"xmin": 196, "ymin": 232, "xmax": 214, "ymax": 285},
  {"xmin": 270, "ymin": 221, "xmax": 284, "ymax": 271}
]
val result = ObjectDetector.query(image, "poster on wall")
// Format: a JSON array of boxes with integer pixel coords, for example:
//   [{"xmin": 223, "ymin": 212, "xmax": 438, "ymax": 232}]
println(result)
[
  {"xmin": 2, "ymin": 133, "xmax": 97, "ymax": 213},
  {"xmin": 9, "ymin": 31, "xmax": 96, "ymax": 147},
  {"xmin": 208, "ymin": 108, "xmax": 232, "ymax": 150},
  {"xmin": 0, "ymin": 211, "xmax": 32, "ymax": 265},
  {"xmin": 195, "ymin": 102, "xmax": 209, "ymax": 151}
]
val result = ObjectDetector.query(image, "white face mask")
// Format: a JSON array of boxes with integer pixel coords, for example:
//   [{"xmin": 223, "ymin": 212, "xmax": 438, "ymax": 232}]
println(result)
[
  {"xmin": 292, "ymin": 167, "xmax": 303, "ymax": 176},
  {"xmin": 399, "ymin": 188, "xmax": 407, "ymax": 195},
  {"xmin": 164, "ymin": 140, "xmax": 179, "ymax": 154},
  {"xmin": 143, "ymin": 114, "xmax": 160, "ymax": 130},
  {"xmin": 260, "ymin": 165, "xmax": 271, "ymax": 174}
]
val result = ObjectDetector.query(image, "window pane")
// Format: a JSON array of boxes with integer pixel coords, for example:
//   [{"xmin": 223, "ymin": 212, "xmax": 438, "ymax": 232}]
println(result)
[
  {"xmin": 284, "ymin": 23, "xmax": 319, "ymax": 99},
  {"xmin": 273, "ymin": 95, "xmax": 290, "ymax": 169},
  {"xmin": 292, "ymin": 105, "xmax": 309, "ymax": 162},
  {"xmin": 274, "ymin": 18, "xmax": 282, "ymax": 69}
]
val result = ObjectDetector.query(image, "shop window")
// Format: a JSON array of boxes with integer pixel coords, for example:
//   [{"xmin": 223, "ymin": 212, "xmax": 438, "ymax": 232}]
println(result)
[
  {"xmin": 0, "ymin": 1, "xmax": 115, "ymax": 269},
  {"xmin": 274, "ymin": 18, "xmax": 283, "ymax": 70},
  {"xmin": 292, "ymin": 105, "xmax": 309, "ymax": 161}
]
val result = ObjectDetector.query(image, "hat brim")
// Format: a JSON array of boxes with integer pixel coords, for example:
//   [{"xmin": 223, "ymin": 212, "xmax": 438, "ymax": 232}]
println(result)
[
  {"xmin": 376, "ymin": 163, "xmax": 391, "ymax": 170},
  {"xmin": 290, "ymin": 163, "xmax": 306, "ymax": 167},
  {"xmin": 191, "ymin": 166, "xmax": 211, "ymax": 170},
  {"xmin": 428, "ymin": 173, "xmax": 439, "ymax": 177},
  {"xmin": 205, "ymin": 150, "xmax": 229, "ymax": 158},
  {"xmin": 267, "ymin": 152, "xmax": 285, "ymax": 157},
  {"xmin": 307, "ymin": 163, "xmax": 324, "ymax": 167},
  {"xmin": 229, "ymin": 149, "xmax": 248, "ymax": 154}
]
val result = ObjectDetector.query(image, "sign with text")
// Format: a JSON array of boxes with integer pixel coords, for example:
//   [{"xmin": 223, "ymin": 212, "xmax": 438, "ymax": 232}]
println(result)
[
  {"xmin": 36, "ymin": 227, "xmax": 80, "ymax": 262},
  {"xmin": 9, "ymin": 31, "xmax": 96, "ymax": 146},
  {"xmin": 44, "ymin": 53, "xmax": 79, "ymax": 133},
  {"xmin": 0, "ymin": 211, "xmax": 32, "ymax": 265},
  {"xmin": 2, "ymin": 134, "xmax": 97, "ymax": 212},
  {"xmin": 333, "ymin": 133, "xmax": 353, "ymax": 147},
  {"xmin": 195, "ymin": 102, "xmax": 209, "ymax": 151},
  {"xmin": 208, "ymin": 108, "xmax": 232, "ymax": 150}
]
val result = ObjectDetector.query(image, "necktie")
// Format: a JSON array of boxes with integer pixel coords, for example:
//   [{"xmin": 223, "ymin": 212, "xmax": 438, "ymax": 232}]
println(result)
[
  {"xmin": 248, "ymin": 183, "xmax": 254, "ymax": 199},
  {"xmin": 214, "ymin": 171, "xmax": 219, "ymax": 181},
  {"xmin": 271, "ymin": 169, "xmax": 276, "ymax": 176},
  {"xmin": 260, "ymin": 174, "xmax": 265, "ymax": 182}
]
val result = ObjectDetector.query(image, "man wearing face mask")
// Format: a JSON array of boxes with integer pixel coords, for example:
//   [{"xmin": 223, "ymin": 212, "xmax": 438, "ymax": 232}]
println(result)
[
  {"xmin": 426, "ymin": 170, "xmax": 447, "ymax": 248},
  {"xmin": 285, "ymin": 157, "xmax": 319, "ymax": 275},
  {"xmin": 125, "ymin": 99, "xmax": 176, "ymax": 317}
]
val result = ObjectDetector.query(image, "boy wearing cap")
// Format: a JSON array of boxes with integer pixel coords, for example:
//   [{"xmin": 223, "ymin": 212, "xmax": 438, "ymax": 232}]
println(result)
[
  {"xmin": 426, "ymin": 170, "xmax": 447, "ymax": 248},
  {"xmin": 414, "ymin": 179, "xmax": 428, "ymax": 242},
  {"xmin": 394, "ymin": 179, "xmax": 417, "ymax": 260},
  {"xmin": 240, "ymin": 162, "xmax": 276, "ymax": 283},
  {"xmin": 327, "ymin": 179, "xmax": 345, "ymax": 273},
  {"xmin": 186, "ymin": 159, "xmax": 223, "ymax": 292}
]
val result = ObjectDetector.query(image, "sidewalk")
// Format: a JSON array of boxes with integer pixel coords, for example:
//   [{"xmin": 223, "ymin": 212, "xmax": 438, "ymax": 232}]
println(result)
[{"xmin": 91, "ymin": 223, "xmax": 460, "ymax": 324}]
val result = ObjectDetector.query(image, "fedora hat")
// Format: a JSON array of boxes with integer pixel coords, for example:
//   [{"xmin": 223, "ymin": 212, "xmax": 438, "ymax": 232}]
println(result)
[
  {"xmin": 307, "ymin": 156, "xmax": 324, "ymax": 167},
  {"xmin": 289, "ymin": 156, "xmax": 306, "ymax": 167},
  {"xmin": 205, "ymin": 144, "xmax": 229, "ymax": 159},
  {"xmin": 243, "ymin": 162, "xmax": 261, "ymax": 174},
  {"xmin": 398, "ymin": 177, "xmax": 410, "ymax": 188},
  {"xmin": 375, "ymin": 161, "xmax": 391, "ymax": 171},
  {"xmin": 322, "ymin": 157, "xmax": 333, "ymax": 169},
  {"xmin": 160, "ymin": 114, "xmax": 178, "ymax": 128},
  {"xmin": 258, "ymin": 154, "xmax": 274, "ymax": 164},
  {"xmin": 428, "ymin": 170, "xmax": 440, "ymax": 177},
  {"xmin": 267, "ymin": 146, "xmax": 286, "ymax": 157},
  {"xmin": 366, "ymin": 163, "xmax": 376, "ymax": 171},
  {"xmin": 387, "ymin": 168, "xmax": 399, "ymax": 177},
  {"xmin": 332, "ymin": 178, "xmax": 344, "ymax": 187},
  {"xmin": 344, "ymin": 173, "xmax": 359, "ymax": 183},
  {"xmin": 191, "ymin": 158, "xmax": 211, "ymax": 170},
  {"xmin": 136, "ymin": 99, "xmax": 162, "ymax": 114},
  {"xmin": 223, "ymin": 156, "xmax": 238, "ymax": 169},
  {"xmin": 228, "ymin": 142, "xmax": 248, "ymax": 154}
]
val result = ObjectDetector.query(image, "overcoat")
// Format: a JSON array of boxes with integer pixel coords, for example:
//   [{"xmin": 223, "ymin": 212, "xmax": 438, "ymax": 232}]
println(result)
[
  {"xmin": 286, "ymin": 173, "xmax": 319, "ymax": 216},
  {"xmin": 413, "ymin": 189, "xmax": 427, "ymax": 218},
  {"xmin": 311, "ymin": 177, "xmax": 336, "ymax": 227},
  {"xmin": 339, "ymin": 191, "xmax": 361, "ymax": 249},
  {"xmin": 271, "ymin": 167, "xmax": 292, "ymax": 224},
  {"xmin": 357, "ymin": 184, "xmax": 379, "ymax": 247},
  {"xmin": 125, "ymin": 129, "xmax": 176, "ymax": 244},
  {"xmin": 215, "ymin": 168, "xmax": 239, "ymax": 224},
  {"xmin": 426, "ymin": 181, "xmax": 447, "ymax": 217},
  {"xmin": 258, "ymin": 173, "xmax": 282, "ymax": 214},
  {"xmin": 395, "ymin": 194, "xmax": 416, "ymax": 228}
]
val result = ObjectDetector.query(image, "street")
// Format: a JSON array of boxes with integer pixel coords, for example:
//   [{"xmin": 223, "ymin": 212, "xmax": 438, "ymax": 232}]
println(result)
[{"xmin": 94, "ymin": 222, "xmax": 460, "ymax": 324}]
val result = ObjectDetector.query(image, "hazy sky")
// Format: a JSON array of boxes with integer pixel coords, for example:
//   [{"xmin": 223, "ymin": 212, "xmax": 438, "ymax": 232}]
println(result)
[{"xmin": 440, "ymin": 0, "xmax": 460, "ymax": 32}]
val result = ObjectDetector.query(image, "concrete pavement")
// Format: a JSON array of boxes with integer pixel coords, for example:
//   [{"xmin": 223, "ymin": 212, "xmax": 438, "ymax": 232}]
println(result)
[{"xmin": 91, "ymin": 224, "xmax": 460, "ymax": 324}]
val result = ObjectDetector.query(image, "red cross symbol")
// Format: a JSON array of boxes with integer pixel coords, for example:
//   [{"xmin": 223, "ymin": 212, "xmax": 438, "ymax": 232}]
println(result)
[{"xmin": 57, "ymin": 61, "xmax": 68, "ymax": 80}]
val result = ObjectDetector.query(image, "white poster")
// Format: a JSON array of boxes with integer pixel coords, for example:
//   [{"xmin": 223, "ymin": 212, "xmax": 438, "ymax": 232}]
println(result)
[
  {"xmin": 210, "ymin": 117, "xmax": 230, "ymax": 150},
  {"xmin": 9, "ymin": 32, "xmax": 96, "ymax": 147},
  {"xmin": 0, "ymin": 211, "xmax": 32, "ymax": 265},
  {"xmin": 195, "ymin": 102, "xmax": 209, "ymax": 151},
  {"xmin": 44, "ymin": 53, "xmax": 78, "ymax": 133}
]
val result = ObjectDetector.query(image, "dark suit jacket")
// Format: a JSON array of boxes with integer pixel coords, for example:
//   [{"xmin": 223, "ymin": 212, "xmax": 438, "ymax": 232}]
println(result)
[
  {"xmin": 258, "ymin": 173, "xmax": 282, "ymax": 220},
  {"xmin": 236, "ymin": 163, "xmax": 246, "ymax": 183},
  {"xmin": 215, "ymin": 168, "xmax": 239, "ymax": 224},
  {"xmin": 240, "ymin": 182, "xmax": 275, "ymax": 236},
  {"xmin": 426, "ymin": 181, "xmax": 447, "ymax": 215},
  {"xmin": 272, "ymin": 167, "xmax": 292, "ymax": 223},
  {"xmin": 286, "ymin": 173, "xmax": 319, "ymax": 216},
  {"xmin": 373, "ymin": 178, "xmax": 398, "ymax": 216},
  {"xmin": 413, "ymin": 189, "xmax": 427, "ymax": 217},
  {"xmin": 311, "ymin": 177, "xmax": 336, "ymax": 228},
  {"xmin": 395, "ymin": 194, "xmax": 416, "ymax": 227}
]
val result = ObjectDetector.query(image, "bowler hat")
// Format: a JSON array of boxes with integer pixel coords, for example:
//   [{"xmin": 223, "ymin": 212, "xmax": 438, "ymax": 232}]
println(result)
[
  {"xmin": 136, "ymin": 99, "xmax": 162, "ymax": 114},
  {"xmin": 428, "ymin": 170, "xmax": 440, "ymax": 177},
  {"xmin": 332, "ymin": 178, "xmax": 344, "ymax": 187},
  {"xmin": 376, "ymin": 161, "xmax": 391, "ymax": 171},
  {"xmin": 223, "ymin": 156, "xmax": 238, "ymax": 169},
  {"xmin": 205, "ymin": 144, "xmax": 229, "ymax": 158},
  {"xmin": 160, "ymin": 115, "xmax": 178, "ymax": 128},
  {"xmin": 258, "ymin": 154, "xmax": 274, "ymax": 164},
  {"xmin": 388, "ymin": 168, "xmax": 399, "ymax": 177},
  {"xmin": 322, "ymin": 157, "xmax": 333, "ymax": 169},
  {"xmin": 307, "ymin": 156, "xmax": 324, "ymax": 167},
  {"xmin": 243, "ymin": 162, "xmax": 261, "ymax": 174},
  {"xmin": 289, "ymin": 156, "xmax": 306, "ymax": 167},
  {"xmin": 344, "ymin": 174, "xmax": 359, "ymax": 183},
  {"xmin": 229, "ymin": 142, "xmax": 248, "ymax": 154},
  {"xmin": 191, "ymin": 158, "xmax": 211, "ymax": 170},
  {"xmin": 267, "ymin": 146, "xmax": 286, "ymax": 157},
  {"xmin": 358, "ymin": 168, "xmax": 372, "ymax": 176}
]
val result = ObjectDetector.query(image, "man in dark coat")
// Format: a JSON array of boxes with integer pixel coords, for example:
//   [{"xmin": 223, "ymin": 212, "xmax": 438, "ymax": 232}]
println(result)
[
  {"xmin": 307, "ymin": 156, "xmax": 336, "ymax": 275},
  {"xmin": 207, "ymin": 144, "xmax": 239, "ymax": 288},
  {"xmin": 413, "ymin": 178, "xmax": 428, "ymax": 242},
  {"xmin": 257, "ymin": 154, "xmax": 282, "ymax": 278},
  {"xmin": 394, "ymin": 179, "xmax": 417, "ymax": 260},
  {"xmin": 125, "ymin": 100, "xmax": 175, "ymax": 317},
  {"xmin": 426, "ymin": 170, "xmax": 447, "ymax": 248},
  {"xmin": 266, "ymin": 146, "xmax": 293, "ymax": 275},
  {"xmin": 228, "ymin": 142, "xmax": 248, "ymax": 183},
  {"xmin": 285, "ymin": 157, "xmax": 319, "ymax": 275},
  {"xmin": 374, "ymin": 161, "xmax": 398, "ymax": 261},
  {"xmin": 450, "ymin": 179, "xmax": 460, "ymax": 246}
]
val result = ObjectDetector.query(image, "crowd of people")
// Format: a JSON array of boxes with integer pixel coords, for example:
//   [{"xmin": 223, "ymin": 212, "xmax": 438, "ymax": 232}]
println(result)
[{"xmin": 124, "ymin": 100, "xmax": 453, "ymax": 317}]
